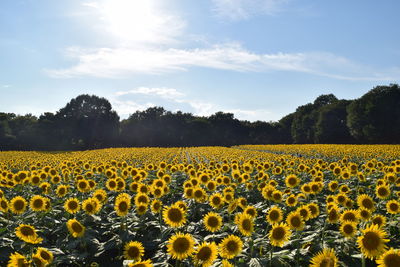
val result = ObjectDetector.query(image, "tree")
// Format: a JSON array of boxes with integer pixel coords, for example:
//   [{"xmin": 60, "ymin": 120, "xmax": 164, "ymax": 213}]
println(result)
[
  {"xmin": 56, "ymin": 94, "xmax": 120, "ymax": 149},
  {"xmin": 315, "ymin": 100, "xmax": 354, "ymax": 144},
  {"xmin": 347, "ymin": 84, "xmax": 400, "ymax": 143}
]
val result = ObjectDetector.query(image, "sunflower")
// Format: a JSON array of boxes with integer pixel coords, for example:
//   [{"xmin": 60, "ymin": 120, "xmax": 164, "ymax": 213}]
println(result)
[
  {"xmin": 15, "ymin": 224, "xmax": 43, "ymax": 244},
  {"xmin": 340, "ymin": 221, "xmax": 358, "ymax": 239},
  {"xmin": 203, "ymin": 212, "xmax": 223, "ymax": 232},
  {"xmin": 93, "ymin": 189, "xmax": 107, "ymax": 203},
  {"xmin": 285, "ymin": 194, "xmax": 298, "ymax": 207},
  {"xmin": 66, "ymin": 219, "xmax": 85, "ymax": 238},
  {"xmin": 243, "ymin": 205, "xmax": 257, "ymax": 219},
  {"xmin": 219, "ymin": 235, "xmax": 243, "ymax": 259},
  {"xmin": 29, "ymin": 195, "xmax": 47, "ymax": 212},
  {"xmin": 376, "ymin": 184, "xmax": 391, "ymax": 200},
  {"xmin": 236, "ymin": 213, "xmax": 254, "ymax": 236},
  {"xmin": 115, "ymin": 195, "xmax": 131, "ymax": 217},
  {"xmin": 358, "ymin": 208, "xmax": 372, "ymax": 221},
  {"xmin": 286, "ymin": 211, "xmax": 305, "ymax": 231},
  {"xmin": 167, "ymin": 232, "xmax": 195, "ymax": 260},
  {"xmin": 271, "ymin": 190, "xmax": 283, "ymax": 203},
  {"xmin": 327, "ymin": 206, "xmax": 341, "ymax": 224},
  {"xmin": 127, "ymin": 259, "xmax": 154, "ymax": 267},
  {"xmin": 357, "ymin": 194, "xmax": 375, "ymax": 211},
  {"xmin": 376, "ymin": 248, "xmax": 400, "ymax": 267},
  {"xmin": 192, "ymin": 242, "xmax": 218, "ymax": 267},
  {"xmin": 135, "ymin": 193, "xmax": 150, "ymax": 206},
  {"xmin": 285, "ymin": 174, "xmax": 300, "ymax": 188},
  {"xmin": 357, "ymin": 224, "xmax": 389, "ymax": 259},
  {"xmin": 0, "ymin": 197, "xmax": 9, "ymax": 213},
  {"xmin": 124, "ymin": 241, "xmax": 145, "ymax": 261},
  {"xmin": 163, "ymin": 205, "xmax": 186, "ymax": 228},
  {"xmin": 31, "ymin": 254, "xmax": 46, "ymax": 267},
  {"xmin": 55, "ymin": 184, "xmax": 69, "ymax": 197},
  {"xmin": 136, "ymin": 204, "xmax": 148, "ymax": 216},
  {"xmin": 64, "ymin": 198, "xmax": 80, "ymax": 214},
  {"xmin": 77, "ymin": 179, "xmax": 90, "ymax": 193},
  {"xmin": 386, "ymin": 199, "xmax": 400, "ymax": 214},
  {"xmin": 82, "ymin": 198, "xmax": 100, "ymax": 215},
  {"xmin": 151, "ymin": 199, "xmax": 162, "ymax": 214},
  {"xmin": 340, "ymin": 209, "xmax": 359, "ymax": 223},
  {"xmin": 309, "ymin": 248, "xmax": 338, "ymax": 267},
  {"xmin": 7, "ymin": 252, "xmax": 29, "ymax": 267},
  {"xmin": 307, "ymin": 203, "xmax": 320, "ymax": 219},
  {"xmin": 266, "ymin": 206, "xmax": 283, "ymax": 225},
  {"xmin": 372, "ymin": 214, "xmax": 387, "ymax": 228},
  {"xmin": 34, "ymin": 247, "xmax": 54, "ymax": 265},
  {"xmin": 269, "ymin": 222, "xmax": 291, "ymax": 247},
  {"xmin": 10, "ymin": 196, "xmax": 27, "ymax": 215},
  {"xmin": 328, "ymin": 181, "xmax": 339, "ymax": 192},
  {"xmin": 297, "ymin": 205, "xmax": 311, "ymax": 221}
]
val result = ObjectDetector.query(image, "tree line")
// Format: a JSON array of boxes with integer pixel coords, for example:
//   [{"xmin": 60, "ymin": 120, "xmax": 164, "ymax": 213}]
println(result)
[{"xmin": 1, "ymin": 84, "xmax": 399, "ymax": 150}]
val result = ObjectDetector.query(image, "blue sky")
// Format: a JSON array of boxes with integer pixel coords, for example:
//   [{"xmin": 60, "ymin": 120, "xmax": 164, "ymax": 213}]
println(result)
[{"xmin": 1, "ymin": 0, "xmax": 399, "ymax": 121}]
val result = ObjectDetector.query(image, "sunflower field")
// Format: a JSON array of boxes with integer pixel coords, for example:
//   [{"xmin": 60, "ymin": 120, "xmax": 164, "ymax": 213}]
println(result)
[{"xmin": 0, "ymin": 145, "xmax": 400, "ymax": 267}]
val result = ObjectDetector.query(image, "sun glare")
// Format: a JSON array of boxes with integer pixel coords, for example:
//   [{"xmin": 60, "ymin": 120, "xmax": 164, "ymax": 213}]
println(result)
[{"xmin": 96, "ymin": 0, "xmax": 181, "ymax": 44}]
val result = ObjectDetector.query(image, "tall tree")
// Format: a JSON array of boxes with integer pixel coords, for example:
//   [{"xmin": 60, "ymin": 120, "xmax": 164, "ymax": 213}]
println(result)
[
  {"xmin": 56, "ymin": 94, "xmax": 120, "ymax": 149},
  {"xmin": 347, "ymin": 84, "xmax": 400, "ymax": 143}
]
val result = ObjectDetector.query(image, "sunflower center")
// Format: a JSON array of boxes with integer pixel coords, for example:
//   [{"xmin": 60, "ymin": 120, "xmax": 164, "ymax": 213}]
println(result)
[
  {"xmin": 241, "ymin": 219, "xmax": 251, "ymax": 231},
  {"xmin": 362, "ymin": 199, "xmax": 373, "ymax": 209},
  {"xmin": 343, "ymin": 224, "xmax": 354, "ymax": 234},
  {"xmin": 288, "ymin": 177, "xmax": 297, "ymax": 186},
  {"xmin": 168, "ymin": 208, "xmax": 183, "ymax": 222},
  {"xmin": 20, "ymin": 226, "xmax": 34, "ymax": 236},
  {"xmin": 362, "ymin": 232, "xmax": 380, "ymax": 250},
  {"xmin": 68, "ymin": 201, "xmax": 78, "ymax": 210},
  {"xmin": 226, "ymin": 240, "xmax": 238, "ymax": 252},
  {"xmin": 378, "ymin": 187, "xmax": 389, "ymax": 196},
  {"xmin": 207, "ymin": 216, "xmax": 219, "ymax": 228},
  {"xmin": 40, "ymin": 250, "xmax": 51, "ymax": 261},
  {"xmin": 85, "ymin": 203, "xmax": 94, "ymax": 212},
  {"xmin": 33, "ymin": 199, "xmax": 43, "ymax": 208},
  {"xmin": 173, "ymin": 237, "xmax": 190, "ymax": 253},
  {"xmin": 72, "ymin": 222, "xmax": 83, "ymax": 233},
  {"xmin": 389, "ymin": 203, "xmax": 399, "ymax": 211},
  {"xmin": 212, "ymin": 197, "xmax": 221, "ymax": 205},
  {"xmin": 290, "ymin": 216, "xmax": 301, "ymax": 227},
  {"xmin": 272, "ymin": 227, "xmax": 285, "ymax": 240},
  {"xmin": 1, "ymin": 200, "xmax": 7, "ymax": 209},
  {"xmin": 343, "ymin": 213, "xmax": 356, "ymax": 222},
  {"xmin": 197, "ymin": 246, "xmax": 212, "ymax": 260},
  {"xmin": 118, "ymin": 201, "xmax": 128, "ymax": 212},
  {"xmin": 269, "ymin": 210, "xmax": 279, "ymax": 221},
  {"xmin": 320, "ymin": 258, "xmax": 335, "ymax": 267},
  {"xmin": 128, "ymin": 246, "xmax": 140, "ymax": 258},
  {"xmin": 384, "ymin": 253, "xmax": 400, "ymax": 267},
  {"xmin": 14, "ymin": 200, "xmax": 25, "ymax": 211}
]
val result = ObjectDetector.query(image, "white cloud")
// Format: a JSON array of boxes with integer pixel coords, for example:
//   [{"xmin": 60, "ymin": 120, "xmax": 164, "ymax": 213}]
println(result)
[
  {"xmin": 116, "ymin": 87, "xmax": 184, "ymax": 100},
  {"xmin": 111, "ymin": 87, "xmax": 274, "ymax": 121},
  {"xmin": 46, "ymin": 44, "xmax": 400, "ymax": 81},
  {"xmin": 2, "ymin": 84, "xmax": 11, "ymax": 88},
  {"xmin": 211, "ymin": 0, "xmax": 289, "ymax": 20}
]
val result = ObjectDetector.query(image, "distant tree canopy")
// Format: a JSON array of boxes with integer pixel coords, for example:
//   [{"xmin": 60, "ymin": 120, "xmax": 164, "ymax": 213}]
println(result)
[{"xmin": 0, "ymin": 84, "xmax": 399, "ymax": 151}]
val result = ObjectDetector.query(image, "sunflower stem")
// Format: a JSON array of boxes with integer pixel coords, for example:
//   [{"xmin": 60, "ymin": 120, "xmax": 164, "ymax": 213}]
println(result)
[
  {"xmin": 269, "ymin": 245, "xmax": 273, "ymax": 267},
  {"xmin": 361, "ymin": 255, "xmax": 366, "ymax": 267}
]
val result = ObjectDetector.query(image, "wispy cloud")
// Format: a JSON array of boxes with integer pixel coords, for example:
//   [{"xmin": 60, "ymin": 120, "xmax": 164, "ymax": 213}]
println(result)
[
  {"xmin": 211, "ymin": 0, "xmax": 289, "ymax": 20},
  {"xmin": 2, "ymin": 84, "xmax": 11, "ymax": 88},
  {"xmin": 46, "ymin": 44, "xmax": 400, "ymax": 81},
  {"xmin": 111, "ymin": 87, "xmax": 273, "ymax": 121},
  {"xmin": 116, "ymin": 87, "xmax": 184, "ymax": 99}
]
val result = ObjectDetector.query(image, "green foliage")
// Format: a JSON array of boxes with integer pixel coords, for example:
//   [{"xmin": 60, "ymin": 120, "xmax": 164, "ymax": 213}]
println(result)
[{"xmin": 347, "ymin": 84, "xmax": 400, "ymax": 143}]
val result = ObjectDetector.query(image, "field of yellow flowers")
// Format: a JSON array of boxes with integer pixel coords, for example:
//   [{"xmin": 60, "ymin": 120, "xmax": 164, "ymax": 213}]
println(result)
[{"xmin": 0, "ymin": 145, "xmax": 400, "ymax": 266}]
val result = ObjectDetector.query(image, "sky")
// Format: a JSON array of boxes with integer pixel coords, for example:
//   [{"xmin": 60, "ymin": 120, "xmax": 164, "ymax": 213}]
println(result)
[{"xmin": 1, "ymin": 0, "xmax": 399, "ymax": 122}]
